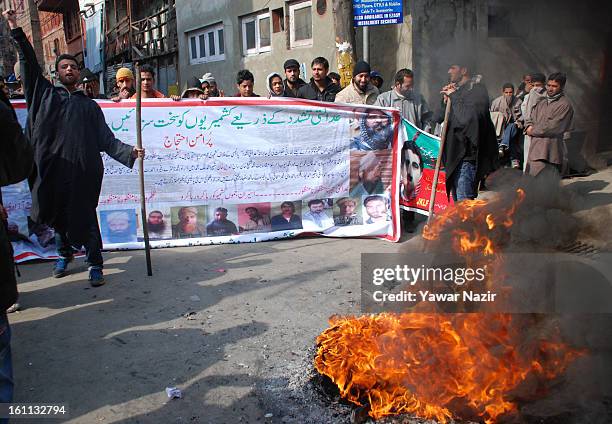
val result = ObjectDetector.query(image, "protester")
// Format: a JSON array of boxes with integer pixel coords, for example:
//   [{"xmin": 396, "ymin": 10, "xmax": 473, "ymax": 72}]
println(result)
[
  {"xmin": 79, "ymin": 68, "xmax": 107, "ymax": 99},
  {"xmin": 521, "ymin": 72, "xmax": 546, "ymax": 171},
  {"xmin": 234, "ymin": 69, "xmax": 259, "ymax": 97},
  {"xmin": 0, "ymin": 77, "xmax": 32, "ymax": 411},
  {"xmin": 201, "ymin": 72, "xmax": 222, "ymax": 97},
  {"xmin": 333, "ymin": 198, "xmax": 362, "ymax": 226},
  {"xmin": 335, "ymin": 60, "xmax": 379, "ymax": 105},
  {"xmin": 171, "ymin": 76, "xmax": 207, "ymax": 100},
  {"xmin": 350, "ymin": 109, "xmax": 393, "ymax": 150},
  {"xmin": 302, "ymin": 199, "xmax": 334, "ymax": 230},
  {"xmin": 524, "ymin": 72, "xmax": 574, "ymax": 177},
  {"xmin": 350, "ymin": 151, "xmax": 385, "ymax": 197},
  {"xmin": 282, "ymin": 59, "xmax": 306, "ymax": 97},
  {"xmin": 364, "ymin": 195, "xmax": 389, "ymax": 224},
  {"xmin": 370, "ymin": 71, "xmax": 384, "ymax": 90},
  {"xmin": 5, "ymin": 9, "xmax": 144, "ymax": 286},
  {"xmin": 436, "ymin": 59, "xmax": 497, "ymax": 201},
  {"xmin": 271, "ymin": 201, "xmax": 302, "ymax": 231},
  {"xmin": 515, "ymin": 74, "xmax": 531, "ymax": 101},
  {"xmin": 267, "ymin": 72, "xmax": 285, "ymax": 98},
  {"xmin": 131, "ymin": 64, "xmax": 165, "ymax": 99},
  {"xmin": 375, "ymin": 68, "xmax": 431, "ymax": 131},
  {"xmin": 490, "ymin": 83, "xmax": 523, "ymax": 168},
  {"xmin": 328, "ymin": 72, "xmax": 341, "ymax": 86},
  {"xmin": 111, "ymin": 67, "xmax": 135, "ymax": 101},
  {"xmin": 241, "ymin": 207, "xmax": 271, "ymax": 233},
  {"xmin": 206, "ymin": 207, "xmax": 238, "ymax": 236},
  {"xmin": 172, "ymin": 207, "xmax": 206, "ymax": 238},
  {"xmin": 297, "ymin": 57, "xmax": 340, "ymax": 102}
]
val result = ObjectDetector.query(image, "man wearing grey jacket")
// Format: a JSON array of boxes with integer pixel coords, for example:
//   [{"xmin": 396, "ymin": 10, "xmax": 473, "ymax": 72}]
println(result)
[{"xmin": 374, "ymin": 69, "xmax": 431, "ymax": 132}]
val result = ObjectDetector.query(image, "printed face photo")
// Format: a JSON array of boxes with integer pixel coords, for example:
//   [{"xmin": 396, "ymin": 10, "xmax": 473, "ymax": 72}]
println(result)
[
  {"xmin": 205, "ymin": 205, "xmax": 239, "ymax": 237},
  {"xmin": 270, "ymin": 201, "xmax": 303, "ymax": 232},
  {"xmin": 333, "ymin": 197, "xmax": 362, "ymax": 226},
  {"xmin": 350, "ymin": 108, "xmax": 394, "ymax": 151},
  {"xmin": 171, "ymin": 205, "xmax": 207, "ymax": 239},
  {"xmin": 100, "ymin": 209, "xmax": 138, "ymax": 244},
  {"xmin": 238, "ymin": 203, "xmax": 272, "ymax": 234},
  {"xmin": 302, "ymin": 199, "xmax": 334, "ymax": 231},
  {"xmin": 401, "ymin": 140, "xmax": 424, "ymax": 201},
  {"xmin": 362, "ymin": 195, "xmax": 389, "ymax": 224},
  {"xmin": 139, "ymin": 207, "xmax": 171, "ymax": 240},
  {"xmin": 349, "ymin": 151, "xmax": 392, "ymax": 198}
]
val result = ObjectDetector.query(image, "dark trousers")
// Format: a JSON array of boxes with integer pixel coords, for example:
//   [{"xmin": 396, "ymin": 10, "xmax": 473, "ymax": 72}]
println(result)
[
  {"xmin": 55, "ymin": 216, "xmax": 104, "ymax": 268},
  {"xmin": 0, "ymin": 313, "xmax": 13, "ymax": 424}
]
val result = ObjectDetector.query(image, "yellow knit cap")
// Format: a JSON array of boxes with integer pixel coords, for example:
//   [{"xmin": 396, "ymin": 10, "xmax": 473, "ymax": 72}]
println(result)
[{"xmin": 116, "ymin": 67, "xmax": 134, "ymax": 81}]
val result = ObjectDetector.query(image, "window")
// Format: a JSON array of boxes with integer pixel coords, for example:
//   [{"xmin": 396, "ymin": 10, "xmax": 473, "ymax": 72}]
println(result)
[
  {"xmin": 187, "ymin": 23, "xmax": 225, "ymax": 64},
  {"xmin": 241, "ymin": 11, "xmax": 271, "ymax": 55},
  {"xmin": 290, "ymin": 1, "xmax": 313, "ymax": 48}
]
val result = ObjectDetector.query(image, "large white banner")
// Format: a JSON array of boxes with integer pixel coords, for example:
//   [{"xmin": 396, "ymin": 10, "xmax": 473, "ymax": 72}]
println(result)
[{"xmin": 6, "ymin": 98, "xmax": 402, "ymax": 262}]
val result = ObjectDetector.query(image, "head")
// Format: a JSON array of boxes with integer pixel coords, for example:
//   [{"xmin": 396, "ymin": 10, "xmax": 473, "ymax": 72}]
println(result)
[
  {"xmin": 394, "ymin": 68, "xmax": 414, "ymax": 96},
  {"xmin": 201, "ymin": 81, "xmax": 211, "ymax": 97},
  {"xmin": 55, "ymin": 54, "xmax": 80, "ymax": 88},
  {"xmin": 147, "ymin": 210, "xmax": 166, "ymax": 232},
  {"xmin": 364, "ymin": 195, "xmax": 388, "ymax": 221},
  {"xmin": 308, "ymin": 199, "xmax": 325, "ymax": 213},
  {"xmin": 140, "ymin": 64, "xmax": 156, "ymax": 93},
  {"xmin": 328, "ymin": 72, "xmax": 340, "ymax": 85},
  {"xmin": 370, "ymin": 72, "xmax": 383, "ymax": 89},
  {"xmin": 182, "ymin": 76, "xmax": 205, "ymax": 99},
  {"xmin": 209, "ymin": 80, "xmax": 219, "ymax": 95},
  {"xmin": 502, "ymin": 83, "xmax": 514, "ymax": 97},
  {"xmin": 311, "ymin": 57, "xmax": 329, "ymax": 82},
  {"xmin": 546, "ymin": 72, "xmax": 566, "ymax": 96},
  {"xmin": 364, "ymin": 109, "xmax": 391, "ymax": 134},
  {"xmin": 236, "ymin": 69, "xmax": 254, "ymax": 97},
  {"xmin": 106, "ymin": 211, "xmax": 130, "ymax": 233},
  {"xmin": 178, "ymin": 207, "xmax": 198, "ymax": 227},
  {"xmin": 359, "ymin": 151, "xmax": 382, "ymax": 184},
  {"xmin": 280, "ymin": 201, "xmax": 295, "ymax": 216},
  {"xmin": 269, "ymin": 73, "xmax": 284, "ymax": 96},
  {"xmin": 447, "ymin": 63, "xmax": 470, "ymax": 84},
  {"xmin": 79, "ymin": 69, "xmax": 100, "ymax": 99},
  {"xmin": 214, "ymin": 207, "xmax": 228, "ymax": 221},
  {"xmin": 245, "ymin": 207, "xmax": 259, "ymax": 219},
  {"xmin": 352, "ymin": 61, "xmax": 371, "ymax": 92},
  {"xmin": 284, "ymin": 59, "xmax": 301, "ymax": 83},
  {"xmin": 336, "ymin": 198, "xmax": 357, "ymax": 216},
  {"xmin": 116, "ymin": 67, "xmax": 134, "ymax": 99},
  {"xmin": 530, "ymin": 73, "xmax": 546, "ymax": 90}
]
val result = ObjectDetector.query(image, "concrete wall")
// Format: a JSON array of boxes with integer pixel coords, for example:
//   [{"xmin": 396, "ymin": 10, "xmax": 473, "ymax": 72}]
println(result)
[
  {"xmin": 176, "ymin": 0, "xmax": 338, "ymax": 96},
  {"xmin": 411, "ymin": 0, "xmax": 612, "ymax": 154}
]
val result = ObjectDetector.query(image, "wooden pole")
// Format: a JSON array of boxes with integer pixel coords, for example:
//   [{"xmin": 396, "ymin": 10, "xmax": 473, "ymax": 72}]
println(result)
[
  {"xmin": 426, "ymin": 98, "xmax": 452, "ymax": 225},
  {"xmin": 135, "ymin": 63, "xmax": 153, "ymax": 276}
]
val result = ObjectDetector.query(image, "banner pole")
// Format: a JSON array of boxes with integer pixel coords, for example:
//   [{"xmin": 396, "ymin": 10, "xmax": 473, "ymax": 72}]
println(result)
[
  {"xmin": 426, "ymin": 98, "xmax": 452, "ymax": 225},
  {"xmin": 135, "ymin": 63, "xmax": 153, "ymax": 276}
]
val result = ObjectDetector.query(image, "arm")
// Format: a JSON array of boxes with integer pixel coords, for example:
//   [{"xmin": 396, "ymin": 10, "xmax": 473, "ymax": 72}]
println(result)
[
  {"xmin": 530, "ymin": 102, "xmax": 574, "ymax": 138},
  {"xmin": 94, "ymin": 105, "xmax": 140, "ymax": 168}
]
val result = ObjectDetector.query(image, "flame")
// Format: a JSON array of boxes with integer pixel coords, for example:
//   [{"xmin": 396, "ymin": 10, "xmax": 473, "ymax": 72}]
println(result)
[{"xmin": 315, "ymin": 188, "xmax": 584, "ymax": 423}]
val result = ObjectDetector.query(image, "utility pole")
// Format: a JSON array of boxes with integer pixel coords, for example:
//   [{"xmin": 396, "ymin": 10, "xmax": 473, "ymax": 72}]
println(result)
[{"xmin": 332, "ymin": 0, "xmax": 356, "ymax": 62}]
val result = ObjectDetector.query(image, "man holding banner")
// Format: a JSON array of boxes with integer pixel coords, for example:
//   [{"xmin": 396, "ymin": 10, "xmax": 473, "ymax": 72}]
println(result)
[{"xmin": 4, "ymin": 8, "xmax": 144, "ymax": 286}]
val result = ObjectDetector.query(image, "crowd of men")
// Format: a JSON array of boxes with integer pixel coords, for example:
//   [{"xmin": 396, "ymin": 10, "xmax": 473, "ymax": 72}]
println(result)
[{"xmin": 0, "ymin": 5, "xmax": 577, "ymax": 413}]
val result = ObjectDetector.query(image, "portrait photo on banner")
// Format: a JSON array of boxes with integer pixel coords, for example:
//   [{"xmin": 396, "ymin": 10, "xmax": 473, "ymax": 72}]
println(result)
[
  {"xmin": 205, "ymin": 205, "xmax": 239, "ymax": 237},
  {"xmin": 99, "ymin": 209, "xmax": 138, "ymax": 244},
  {"xmin": 237, "ymin": 203, "xmax": 272, "ymax": 234},
  {"xmin": 270, "ymin": 200, "xmax": 303, "ymax": 232},
  {"xmin": 362, "ymin": 194, "xmax": 391, "ymax": 225},
  {"xmin": 170, "ymin": 205, "xmax": 207, "ymax": 239},
  {"xmin": 333, "ymin": 197, "xmax": 363, "ymax": 226},
  {"xmin": 400, "ymin": 132, "xmax": 425, "ymax": 203},
  {"xmin": 301, "ymin": 198, "xmax": 334, "ymax": 231},
  {"xmin": 139, "ymin": 206, "xmax": 172, "ymax": 240}
]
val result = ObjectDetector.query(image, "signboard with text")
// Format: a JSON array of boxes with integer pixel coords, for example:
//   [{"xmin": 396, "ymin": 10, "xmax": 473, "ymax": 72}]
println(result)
[{"xmin": 353, "ymin": 0, "xmax": 403, "ymax": 27}]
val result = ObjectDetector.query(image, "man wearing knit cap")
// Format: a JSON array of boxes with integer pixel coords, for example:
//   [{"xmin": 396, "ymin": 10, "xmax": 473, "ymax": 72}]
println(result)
[
  {"xmin": 297, "ymin": 57, "xmax": 341, "ymax": 102},
  {"xmin": 113, "ymin": 67, "xmax": 135, "ymax": 100},
  {"xmin": 335, "ymin": 60, "xmax": 379, "ymax": 105},
  {"xmin": 282, "ymin": 59, "xmax": 306, "ymax": 98}
]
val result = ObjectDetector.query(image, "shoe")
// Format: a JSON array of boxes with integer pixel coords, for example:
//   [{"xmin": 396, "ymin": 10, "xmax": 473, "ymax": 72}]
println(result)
[
  {"xmin": 88, "ymin": 267, "xmax": 105, "ymax": 287},
  {"xmin": 511, "ymin": 159, "xmax": 521, "ymax": 169},
  {"xmin": 498, "ymin": 146, "xmax": 506, "ymax": 158},
  {"xmin": 6, "ymin": 303, "xmax": 20, "ymax": 313},
  {"xmin": 53, "ymin": 257, "xmax": 72, "ymax": 278}
]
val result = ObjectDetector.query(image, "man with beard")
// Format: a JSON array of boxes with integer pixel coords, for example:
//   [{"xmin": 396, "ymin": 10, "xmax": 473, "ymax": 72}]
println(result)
[
  {"xmin": 490, "ymin": 83, "xmax": 523, "ymax": 168},
  {"xmin": 350, "ymin": 109, "xmax": 393, "ymax": 150},
  {"xmin": 270, "ymin": 201, "xmax": 302, "ymax": 231},
  {"xmin": 79, "ymin": 68, "xmax": 107, "ymax": 99},
  {"xmin": 335, "ymin": 60, "xmax": 379, "ymax": 105},
  {"xmin": 436, "ymin": 59, "xmax": 497, "ymax": 201},
  {"xmin": 5, "ymin": 8, "xmax": 144, "ymax": 286},
  {"xmin": 333, "ymin": 198, "xmax": 362, "ymax": 226},
  {"xmin": 206, "ymin": 207, "xmax": 238, "ymax": 236},
  {"xmin": 102, "ymin": 210, "xmax": 136, "ymax": 243},
  {"xmin": 241, "ymin": 207, "xmax": 271, "ymax": 233},
  {"xmin": 364, "ymin": 195, "xmax": 390, "ymax": 224},
  {"xmin": 147, "ymin": 210, "xmax": 167, "ymax": 239},
  {"xmin": 282, "ymin": 59, "xmax": 306, "ymax": 98},
  {"xmin": 302, "ymin": 199, "xmax": 334, "ymax": 230},
  {"xmin": 524, "ymin": 72, "xmax": 574, "ymax": 177},
  {"xmin": 111, "ymin": 67, "xmax": 135, "ymax": 101},
  {"xmin": 172, "ymin": 207, "xmax": 206, "ymax": 238},
  {"xmin": 350, "ymin": 151, "xmax": 385, "ymax": 197},
  {"xmin": 297, "ymin": 57, "xmax": 340, "ymax": 102},
  {"xmin": 375, "ymin": 68, "xmax": 431, "ymax": 132},
  {"xmin": 401, "ymin": 138, "xmax": 423, "ymax": 202}
]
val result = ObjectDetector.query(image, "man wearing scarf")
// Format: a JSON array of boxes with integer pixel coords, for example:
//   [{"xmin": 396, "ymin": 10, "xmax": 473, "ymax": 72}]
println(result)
[
  {"xmin": 490, "ymin": 83, "xmax": 523, "ymax": 168},
  {"xmin": 524, "ymin": 72, "xmax": 574, "ymax": 176},
  {"xmin": 350, "ymin": 109, "xmax": 393, "ymax": 150}
]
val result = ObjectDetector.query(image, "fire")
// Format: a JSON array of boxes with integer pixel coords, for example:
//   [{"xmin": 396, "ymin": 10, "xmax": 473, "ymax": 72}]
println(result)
[{"xmin": 315, "ymin": 188, "xmax": 583, "ymax": 423}]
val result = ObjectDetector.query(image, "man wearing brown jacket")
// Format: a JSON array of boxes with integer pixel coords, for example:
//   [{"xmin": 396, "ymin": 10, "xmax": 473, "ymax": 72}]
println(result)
[{"xmin": 524, "ymin": 73, "xmax": 574, "ymax": 176}]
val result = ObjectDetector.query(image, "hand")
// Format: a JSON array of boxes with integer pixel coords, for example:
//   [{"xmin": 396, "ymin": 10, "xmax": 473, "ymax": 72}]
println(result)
[
  {"xmin": 170, "ymin": 95, "xmax": 181, "ymax": 101},
  {"xmin": 218, "ymin": 89, "xmax": 225, "ymax": 97},
  {"xmin": 111, "ymin": 95, "xmax": 122, "ymax": 102},
  {"xmin": 2, "ymin": 4, "xmax": 18, "ymax": 29},
  {"xmin": 198, "ymin": 94, "xmax": 208, "ymax": 100},
  {"xmin": 132, "ymin": 147, "xmax": 145, "ymax": 159},
  {"xmin": 440, "ymin": 84, "xmax": 457, "ymax": 96},
  {"xmin": 525, "ymin": 125, "xmax": 533, "ymax": 136}
]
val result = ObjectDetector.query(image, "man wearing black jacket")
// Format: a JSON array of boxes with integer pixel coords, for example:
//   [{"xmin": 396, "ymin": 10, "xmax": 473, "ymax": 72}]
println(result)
[
  {"xmin": 437, "ymin": 60, "xmax": 497, "ymax": 201},
  {"xmin": 282, "ymin": 59, "xmax": 306, "ymax": 98},
  {"xmin": 0, "ymin": 83, "xmax": 33, "ymax": 412},
  {"xmin": 297, "ymin": 57, "xmax": 341, "ymax": 102},
  {"xmin": 4, "ymin": 8, "xmax": 144, "ymax": 286}
]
